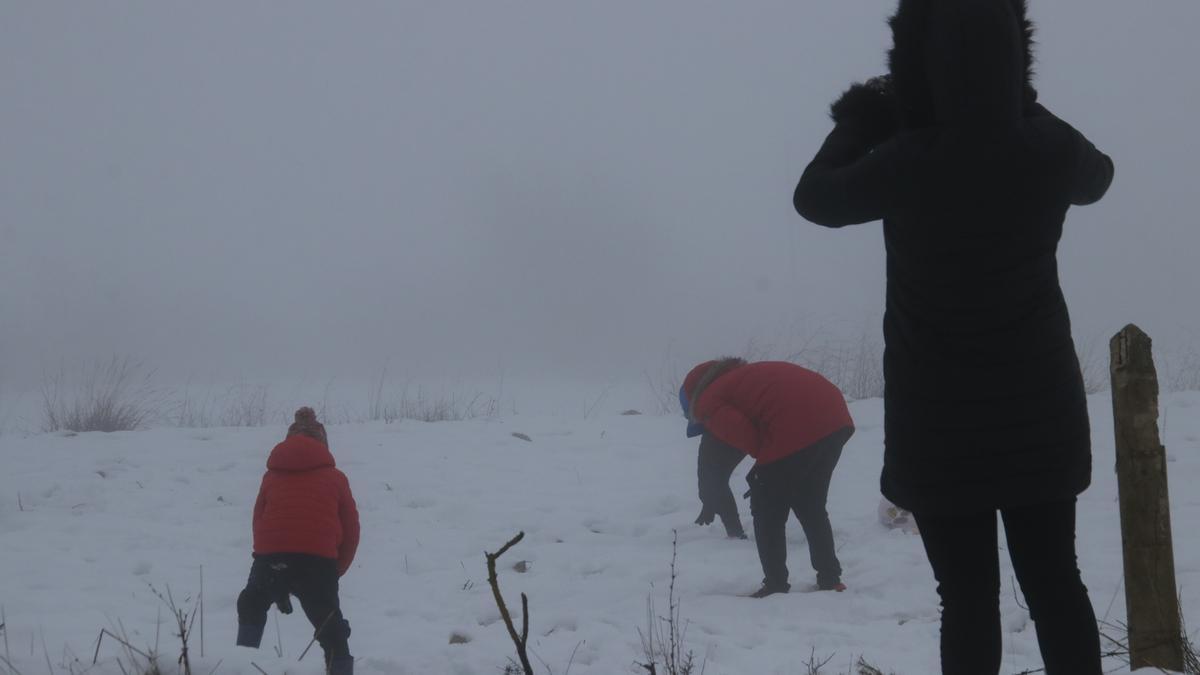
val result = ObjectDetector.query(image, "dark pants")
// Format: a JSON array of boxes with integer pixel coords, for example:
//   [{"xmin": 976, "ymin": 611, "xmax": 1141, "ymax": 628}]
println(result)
[
  {"xmin": 912, "ymin": 499, "xmax": 1101, "ymax": 675},
  {"xmin": 698, "ymin": 433, "xmax": 747, "ymax": 537},
  {"xmin": 747, "ymin": 427, "xmax": 850, "ymax": 590},
  {"xmin": 237, "ymin": 553, "xmax": 352, "ymax": 663}
]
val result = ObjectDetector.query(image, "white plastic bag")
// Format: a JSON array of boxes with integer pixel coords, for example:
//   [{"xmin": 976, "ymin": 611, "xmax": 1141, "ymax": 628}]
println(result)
[{"xmin": 878, "ymin": 497, "xmax": 919, "ymax": 534}]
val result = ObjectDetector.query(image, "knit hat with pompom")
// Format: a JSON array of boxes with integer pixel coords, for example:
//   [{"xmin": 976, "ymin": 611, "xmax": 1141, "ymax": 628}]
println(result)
[{"xmin": 287, "ymin": 406, "xmax": 328, "ymax": 445}]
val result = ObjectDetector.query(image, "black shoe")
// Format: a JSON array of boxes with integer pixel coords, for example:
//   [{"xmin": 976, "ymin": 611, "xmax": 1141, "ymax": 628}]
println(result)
[{"xmin": 748, "ymin": 582, "xmax": 790, "ymax": 599}]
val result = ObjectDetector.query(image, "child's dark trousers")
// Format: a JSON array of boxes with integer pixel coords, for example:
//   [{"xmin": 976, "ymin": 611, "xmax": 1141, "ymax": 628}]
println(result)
[{"xmin": 237, "ymin": 553, "xmax": 352, "ymax": 666}]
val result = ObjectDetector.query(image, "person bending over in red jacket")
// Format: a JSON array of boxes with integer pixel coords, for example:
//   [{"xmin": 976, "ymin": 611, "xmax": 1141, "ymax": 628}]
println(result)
[
  {"xmin": 680, "ymin": 359, "xmax": 854, "ymax": 597},
  {"xmin": 236, "ymin": 407, "xmax": 360, "ymax": 675}
]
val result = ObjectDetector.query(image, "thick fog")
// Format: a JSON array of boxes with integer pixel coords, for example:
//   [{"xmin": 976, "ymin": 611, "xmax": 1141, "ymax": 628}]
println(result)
[{"xmin": 3, "ymin": 1, "xmax": 1198, "ymax": 389}]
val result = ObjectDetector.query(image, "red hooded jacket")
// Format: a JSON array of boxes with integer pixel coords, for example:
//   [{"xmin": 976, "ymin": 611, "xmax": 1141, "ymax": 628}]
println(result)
[
  {"xmin": 684, "ymin": 361, "xmax": 853, "ymax": 465},
  {"xmin": 252, "ymin": 435, "xmax": 360, "ymax": 575}
]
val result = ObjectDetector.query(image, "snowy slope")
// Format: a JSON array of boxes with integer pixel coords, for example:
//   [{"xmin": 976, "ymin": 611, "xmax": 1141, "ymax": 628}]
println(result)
[{"xmin": 2, "ymin": 392, "xmax": 1198, "ymax": 674}]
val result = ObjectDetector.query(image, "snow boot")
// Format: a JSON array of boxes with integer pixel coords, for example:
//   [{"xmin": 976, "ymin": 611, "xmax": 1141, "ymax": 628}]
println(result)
[
  {"xmin": 748, "ymin": 581, "xmax": 790, "ymax": 598},
  {"xmin": 817, "ymin": 577, "xmax": 846, "ymax": 592},
  {"xmin": 327, "ymin": 655, "xmax": 354, "ymax": 675},
  {"xmin": 236, "ymin": 624, "xmax": 264, "ymax": 648}
]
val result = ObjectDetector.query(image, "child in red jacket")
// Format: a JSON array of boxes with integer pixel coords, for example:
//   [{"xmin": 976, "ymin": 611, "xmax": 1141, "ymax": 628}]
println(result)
[
  {"xmin": 681, "ymin": 358, "xmax": 853, "ymax": 597},
  {"xmin": 236, "ymin": 407, "xmax": 360, "ymax": 675}
]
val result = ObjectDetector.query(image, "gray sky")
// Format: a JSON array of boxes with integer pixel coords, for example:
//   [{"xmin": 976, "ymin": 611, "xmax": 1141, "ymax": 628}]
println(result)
[{"xmin": 3, "ymin": 1, "xmax": 1198, "ymax": 387}]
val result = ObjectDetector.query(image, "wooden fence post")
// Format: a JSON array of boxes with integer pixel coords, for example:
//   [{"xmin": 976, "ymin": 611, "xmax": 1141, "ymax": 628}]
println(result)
[{"xmin": 1109, "ymin": 324, "xmax": 1183, "ymax": 671}]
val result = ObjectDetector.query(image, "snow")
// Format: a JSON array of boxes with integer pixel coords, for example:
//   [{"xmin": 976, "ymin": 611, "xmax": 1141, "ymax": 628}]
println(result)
[{"xmin": 1, "ymin": 391, "xmax": 1198, "ymax": 674}]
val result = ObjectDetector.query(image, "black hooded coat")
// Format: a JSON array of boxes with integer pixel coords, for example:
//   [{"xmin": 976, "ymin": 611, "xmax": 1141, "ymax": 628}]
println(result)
[{"xmin": 794, "ymin": 0, "xmax": 1114, "ymax": 514}]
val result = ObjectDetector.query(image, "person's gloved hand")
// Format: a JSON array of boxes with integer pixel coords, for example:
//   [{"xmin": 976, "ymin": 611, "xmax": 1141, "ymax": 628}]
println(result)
[
  {"xmin": 695, "ymin": 506, "xmax": 716, "ymax": 526},
  {"xmin": 829, "ymin": 75, "xmax": 898, "ymax": 148}
]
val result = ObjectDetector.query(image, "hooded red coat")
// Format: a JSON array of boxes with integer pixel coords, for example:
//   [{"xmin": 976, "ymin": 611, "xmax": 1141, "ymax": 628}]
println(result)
[
  {"xmin": 685, "ymin": 361, "xmax": 853, "ymax": 465},
  {"xmin": 252, "ymin": 435, "xmax": 360, "ymax": 575}
]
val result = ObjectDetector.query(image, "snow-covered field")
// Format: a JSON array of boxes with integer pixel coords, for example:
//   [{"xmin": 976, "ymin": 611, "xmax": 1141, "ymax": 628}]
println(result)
[{"xmin": 2, "ymin": 391, "xmax": 1198, "ymax": 674}]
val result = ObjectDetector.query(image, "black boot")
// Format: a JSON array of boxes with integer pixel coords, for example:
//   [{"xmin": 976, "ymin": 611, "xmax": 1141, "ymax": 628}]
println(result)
[{"xmin": 748, "ymin": 580, "xmax": 790, "ymax": 598}]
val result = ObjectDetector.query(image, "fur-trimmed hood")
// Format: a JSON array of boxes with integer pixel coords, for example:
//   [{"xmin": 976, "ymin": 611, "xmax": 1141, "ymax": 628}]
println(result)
[
  {"xmin": 888, "ymin": 0, "xmax": 1037, "ymax": 128},
  {"xmin": 681, "ymin": 358, "xmax": 747, "ymax": 427}
]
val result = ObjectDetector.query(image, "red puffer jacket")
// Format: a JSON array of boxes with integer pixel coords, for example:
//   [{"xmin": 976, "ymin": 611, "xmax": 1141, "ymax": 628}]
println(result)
[
  {"xmin": 252, "ymin": 435, "xmax": 360, "ymax": 575},
  {"xmin": 686, "ymin": 361, "xmax": 853, "ymax": 465}
]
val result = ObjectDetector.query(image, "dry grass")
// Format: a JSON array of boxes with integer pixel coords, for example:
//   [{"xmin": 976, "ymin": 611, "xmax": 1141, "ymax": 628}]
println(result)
[
  {"xmin": 368, "ymin": 368, "xmax": 498, "ymax": 423},
  {"xmin": 1096, "ymin": 610, "xmax": 1199, "ymax": 674},
  {"xmin": 41, "ymin": 357, "xmax": 161, "ymax": 433},
  {"xmin": 637, "ymin": 532, "xmax": 699, "ymax": 675},
  {"xmin": 170, "ymin": 382, "xmax": 272, "ymax": 428}
]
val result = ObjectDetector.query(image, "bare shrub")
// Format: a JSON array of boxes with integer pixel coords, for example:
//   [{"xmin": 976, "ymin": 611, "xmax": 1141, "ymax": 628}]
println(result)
[
  {"xmin": 169, "ymin": 384, "xmax": 272, "ymax": 425},
  {"xmin": 219, "ymin": 384, "xmax": 270, "ymax": 427},
  {"xmin": 1076, "ymin": 335, "xmax": 1109, "ymax": 394},
  {"xmin": 315, "ymin": 377, "xmax": 358, "ymax": 425},
  {"xmin": 637, "ymin": 532, "xmax": 698, "ymax": 675},
  {"xmin": 398, "ymin": 386, "xmax": 497, "ymax": 422},
  {"xmin": 801, "ymin": 649, "xmax": 836, "ymax": 675},
  {"xmin": 853, "ymin": 657, "xmax": 895, "ymax": 675},
  {"xmin": 42, "ymin": 357, "xmax": 161, "ymax": 432},
  {"xmin": 367, "ymin": 367, "xmax": 394, "ymax": 423},
  {"xmin": 746, "ymin": 328, "xmax": 884, "ymax": 401},
  {"xmin": 169, "ymin": 383, "xmax": 218, "ymax": 428},
  {"xmin": 147, "ymin": 584, "xmax": 196, "ymax": 675},
  {"xmin": 368, "ymin": 370, "xmax": 498, "ymax": 423},
  {"xmin": 168, "ymin": 382, "xmax": 272, "ymax": 428},
  {"xmin": 643, "ymin": 344, "xmax": 683, "ymax": 416},
  {"xmin": 807, "ymin": 331, "xmax": 885, "ymax": 401},
  {"xmin": 91, "ymin": 581, "xmax": 203, "ymax": 675}
]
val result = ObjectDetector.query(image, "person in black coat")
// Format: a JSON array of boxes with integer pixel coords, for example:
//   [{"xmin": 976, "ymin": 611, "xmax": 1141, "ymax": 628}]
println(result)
[
  {"xmin": 693, "ymin": 432, "xmax": 749, "ymax": 539},
  {"xmin": 794, "ymin": 1, "xmax": 1112, "ymax": 673}
]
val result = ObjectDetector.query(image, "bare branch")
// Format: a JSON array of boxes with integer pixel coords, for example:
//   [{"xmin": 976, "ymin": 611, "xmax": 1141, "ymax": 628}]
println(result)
[{"xmin": 486, "ymin": 532, "xmax": 534, "ymax": 675}]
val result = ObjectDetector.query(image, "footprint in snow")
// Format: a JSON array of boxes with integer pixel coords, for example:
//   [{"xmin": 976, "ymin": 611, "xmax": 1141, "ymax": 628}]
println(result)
[
  {"xmin": 579, "ymin": 562, "xmax": 607, "ymax": 576},
  {"xmin": 133, "ymin": 562, "xmax": 152, "ymax": 576},
  {"xmin": 582, "ymin": 518, "xmax": 607, "ymax": 534}
]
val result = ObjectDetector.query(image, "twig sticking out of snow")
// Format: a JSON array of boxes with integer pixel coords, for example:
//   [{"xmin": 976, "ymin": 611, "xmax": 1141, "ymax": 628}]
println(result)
[{"xmin": 486, "ymin": 531, "xmax": 534, "ymax": 675}]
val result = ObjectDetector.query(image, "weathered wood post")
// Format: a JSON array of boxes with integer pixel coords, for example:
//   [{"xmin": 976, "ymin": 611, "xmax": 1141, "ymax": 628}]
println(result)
[{"xmin": 1109, "ymin": 324, "xmax": 1183, "ymax": 671}]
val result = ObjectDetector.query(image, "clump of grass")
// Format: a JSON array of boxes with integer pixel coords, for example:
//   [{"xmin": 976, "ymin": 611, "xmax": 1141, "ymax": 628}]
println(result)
[
  {"xmin": 219, "ymin": 384, "xmax": 270, "ymax": 427},
  {"xmin": 169, "ymin": 381, "xmax": 274, "ymax": 428},
  {"xmin": 368, "ymin": 369, "xmax": 498, "ymax": 424},
  {"xmin": 42, "ymin": 357, "xmax": 161, "ymax": 432}
]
